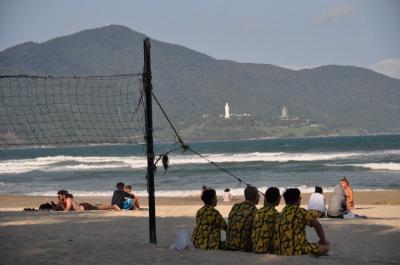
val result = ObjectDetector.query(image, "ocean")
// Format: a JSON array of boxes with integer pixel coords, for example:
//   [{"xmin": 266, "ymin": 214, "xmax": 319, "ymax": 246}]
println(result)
[{"xmin": 0, "ymin": 134, "xmax": 399, "ymax": 197}]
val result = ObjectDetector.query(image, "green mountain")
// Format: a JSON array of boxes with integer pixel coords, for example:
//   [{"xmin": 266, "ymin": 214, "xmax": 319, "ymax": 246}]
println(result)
[{"xmin": 1, "ymin": 25, "xmax": 400, "ymax": 142}]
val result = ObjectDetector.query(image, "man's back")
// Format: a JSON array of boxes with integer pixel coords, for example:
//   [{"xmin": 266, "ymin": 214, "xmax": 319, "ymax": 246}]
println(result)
[
  {"xmin": 111, "ymin": 189, "xmax": 129, "ymax": 208},
  {"xmin": 308, "ymin": 192, "xmax": 326, "ymax": 213},
  {"xmin": 327, "ymin": 184, "xmax": 345, "ymax": 217},
  {"xmin": 226, "ymin": 201, "xmax": 257, "ymax": 251},
  {"xmin": 192, "ymin": 205, "xmax": 227, "ymax": 250},
  {"xmin": 252, "ymin": 205, "xmax": 279, "ymax": 253},
  {"xmin": 274, "ymin": 205, "xmax": 317, "ymax": 255}
]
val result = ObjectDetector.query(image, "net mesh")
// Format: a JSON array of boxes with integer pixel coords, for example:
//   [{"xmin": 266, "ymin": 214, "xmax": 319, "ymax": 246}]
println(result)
[{"xmin": 0, "ymin": 74, "xmax": 145, "ymax": 146}]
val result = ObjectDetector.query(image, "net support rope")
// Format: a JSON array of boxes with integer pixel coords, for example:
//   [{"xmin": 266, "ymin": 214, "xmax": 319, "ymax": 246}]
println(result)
[{"xmin": 152, "ymin": 92, "xmax": 265, "ymax": 195}]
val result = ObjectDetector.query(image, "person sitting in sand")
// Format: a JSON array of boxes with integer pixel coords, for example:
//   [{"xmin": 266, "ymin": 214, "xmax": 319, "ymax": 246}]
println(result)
[
  {"xmin": 223, "ymin": 188, "xmax": 233, "ymax": 202},
  {"xmin": 252, "ymin": 187, "xmax": 280, "ymax": 254},
  {"xmin": 192, "ymin": 188, "xmax": 227, "ymax": 250},
  {"xmin": 307, "ymin": 186, "xmax": 326, "ymax": 218},
  {"xmin": 273, "ymin": 188, "xmax": 330, "ymax": 256},
  {"xmin": 341, "ymin": 177, "xmax": 355, "ymax": 211},
  {"xmin": 225, "ymin": 185, "xmax": 260, "ymax": 252},
  {"xmin": 123, "ymin": 185, "xmax": 140, "ymax": 210},
  {"xmin": 327, "ymin": 183, "xmax": 346, "ymax": 218},
  {"xmin": 338, "ymin": 178, "xmax": 367, "ymax": 219},
  {"xmin": 111, "ymin": 182, "xmax": 136, "ymax": 211}
]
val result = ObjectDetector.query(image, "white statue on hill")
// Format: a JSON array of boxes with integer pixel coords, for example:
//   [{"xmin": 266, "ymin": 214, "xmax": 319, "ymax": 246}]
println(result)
[
  {"xmin": 281, "ymin": 105, "xmax": 288, "ymax": 120},
  {"xmin": 225, "ymin": 102, "xmax": 230, "ymax": 119}
]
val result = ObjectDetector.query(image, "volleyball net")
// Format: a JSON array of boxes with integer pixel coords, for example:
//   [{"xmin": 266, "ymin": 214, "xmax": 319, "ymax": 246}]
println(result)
[{"xmin": 0, "ymin": 74, "xmax": 145, "ymax": 146}]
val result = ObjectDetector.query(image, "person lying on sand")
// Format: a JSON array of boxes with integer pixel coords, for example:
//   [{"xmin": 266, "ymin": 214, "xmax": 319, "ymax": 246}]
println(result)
[
  {"xmin": 273, "ymin": 188, "xmax": 330, "ymax": 256},
  {"xmin": 57, "ymin": 190, "xmax": 118, "ymax": 211},
  {"xmin": 192, "ymin": 188, "xmax": 227, "ymax": 250},
  {"xmin": 252, "ymin": 187, "xmax": 280, "ymax": 254},
  {"xmin": 57, "ymin": 190, "xmax": 69, "ymax": 209},
  {"xmin": 225, "ymin": 185, "xmax": 259, "ymax": 252},
  {"xmin": 62, "ymin": 193, "xmax": 83, "ymax": 211}
]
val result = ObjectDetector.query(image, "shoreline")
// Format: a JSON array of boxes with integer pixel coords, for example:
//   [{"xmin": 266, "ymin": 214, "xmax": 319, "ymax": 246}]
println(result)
[{"xmin": 1, "ymin": 190, "xmax": 399, "ymax": 211}]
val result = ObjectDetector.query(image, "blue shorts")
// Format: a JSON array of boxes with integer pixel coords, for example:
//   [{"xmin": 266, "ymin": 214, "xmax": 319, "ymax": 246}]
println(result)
[{"xmin": 122, "ymin": 198, "xmax": 133, "ymax": 210}]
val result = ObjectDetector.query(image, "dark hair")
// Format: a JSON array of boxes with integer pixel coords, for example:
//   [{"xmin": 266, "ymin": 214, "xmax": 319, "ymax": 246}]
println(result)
[
  {"xmin": 265, "ymin": 187, "xmax": 280, "ymax": 204},
  {"xmin": 202, "ymin": 185, "xmax": 207, "ymax": 191},
  {"xmin": 125, "ymin": 185, "xmax": 132, "ymax": 190},
  {"xmin": 315, "ymin": 186, "xmax": 323, "ymax": 194},
  {"xmin": 57, "ymin": 190, "xmax": 68, "ymax": 196},
  {"xmin": 244, "ymin": 186, "xmax": 259, "ymax": 202},
  {"xmin": 283, "ymin": 188, "xmax": 301, "ymax": 204},
  {"xmin": 224, "ymin": 188, "xmax": 230, "ymax": 192},
  {"xmin": 201, "ymin": 189, "xmax": 216, "ymax": 205},
  {"xmin": 116, "ymin": 182, "xmax": 125, "ymax": 190},
  {"xmin": 65, "ymin": 193, "xmax": 73, "ymax": 198}
]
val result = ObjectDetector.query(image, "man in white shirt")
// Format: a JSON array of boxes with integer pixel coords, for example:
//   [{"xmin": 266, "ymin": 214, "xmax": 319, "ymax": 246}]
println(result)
[
  {"xmin": 307, "ymin": 186, "xmax": 326, "ymax": 218},
  {"xmin": 223, "ymin": 188, "xmax": 233, "ymax": 202}
]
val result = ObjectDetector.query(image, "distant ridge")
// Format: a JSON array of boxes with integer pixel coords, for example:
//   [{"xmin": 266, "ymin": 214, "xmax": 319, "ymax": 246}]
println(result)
[{"xmin": 1, "ymin": 24, "xmax": 400, "ymax": 141}]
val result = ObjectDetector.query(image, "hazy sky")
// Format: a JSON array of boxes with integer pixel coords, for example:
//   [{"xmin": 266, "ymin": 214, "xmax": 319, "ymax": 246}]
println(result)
[{"xmin": 1, "ymin": 0, "xmax": 399, "ymax": 78}]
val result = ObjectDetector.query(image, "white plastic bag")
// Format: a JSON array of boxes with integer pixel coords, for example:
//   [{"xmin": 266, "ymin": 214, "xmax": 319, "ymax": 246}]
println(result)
[{"xmin": 169, "ymin": 228, "xmax": 194, "ymax": 251}]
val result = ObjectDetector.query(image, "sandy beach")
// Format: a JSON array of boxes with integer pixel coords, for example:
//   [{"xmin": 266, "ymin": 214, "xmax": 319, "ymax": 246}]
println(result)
[{"xmin": 1, "ymin": 191, "xmax": 400, "ymax": 265}]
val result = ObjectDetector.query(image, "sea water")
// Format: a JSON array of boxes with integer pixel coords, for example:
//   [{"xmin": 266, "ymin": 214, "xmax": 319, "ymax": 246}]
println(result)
[{"xmin": 0, "ymin": 134, "xmax": 399, "ymax": 197}]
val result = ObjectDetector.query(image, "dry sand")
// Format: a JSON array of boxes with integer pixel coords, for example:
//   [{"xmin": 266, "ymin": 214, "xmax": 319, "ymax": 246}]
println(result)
[{"xmin": 1, "ymin": 191, "xmax": 400, "ymax": 265}]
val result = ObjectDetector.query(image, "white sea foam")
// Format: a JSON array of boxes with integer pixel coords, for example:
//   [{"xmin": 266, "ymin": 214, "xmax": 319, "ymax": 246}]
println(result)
[
  {"xmin": 345, "ymin": 163, "xmax": 400, "ymax": 171},
  {"xmin": 0, "ymin": 155, "xmax": 146, "ymax": 174},
  {"xmin": 1, "ymin": 150, "xmax": 400, "ymax": 174}
]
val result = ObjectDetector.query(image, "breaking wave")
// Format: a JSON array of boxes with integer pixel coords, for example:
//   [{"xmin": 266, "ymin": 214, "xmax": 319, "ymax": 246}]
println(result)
[{"xmin": 1, "ymin": 150, "xmax": 399, "ymax": 174}]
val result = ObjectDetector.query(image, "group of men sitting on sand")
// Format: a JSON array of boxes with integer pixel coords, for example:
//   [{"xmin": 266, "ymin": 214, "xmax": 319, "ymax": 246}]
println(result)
[
  {"xmin": 55, "ymin": 182, "xmax": 141, "ymax": 211},
  {"xmin": 192, "ymin": 186, "xmax": 330, "ymax": 256}
]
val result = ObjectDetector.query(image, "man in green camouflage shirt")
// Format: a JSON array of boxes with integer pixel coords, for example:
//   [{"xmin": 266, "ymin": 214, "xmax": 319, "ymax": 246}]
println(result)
[
  {"xmin": 274, "ymin": 188, "xmax": 330, "ymax": 256},
  {"xmin": 192, "ymin": 189, "xmax": 227, "ymax": 250},
  {"xmin": 226, "ymin": 185, "xmax": 259, "ymax": 251},
  {"xmin": 252, "ymin": 187, "xmax": 280, "ymax": 253}
]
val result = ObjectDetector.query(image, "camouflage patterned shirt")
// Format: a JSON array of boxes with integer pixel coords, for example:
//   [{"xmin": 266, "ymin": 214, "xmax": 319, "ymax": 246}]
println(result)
[
  {"xmin": 191, "ymin": 205, "xmax": 227, "ymax": 250},
  {"xmin": 251, "ymin": 205, "xmax": 279, "ymax": 253},
  {"xmin": 226, "ymin": 200, "xmax": 257, "ymax": 251},
  {"xmin": 273, "ymin": 205, "xmax": 319, "ymax": 255}
]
